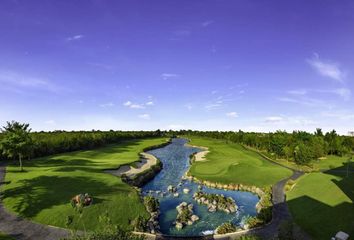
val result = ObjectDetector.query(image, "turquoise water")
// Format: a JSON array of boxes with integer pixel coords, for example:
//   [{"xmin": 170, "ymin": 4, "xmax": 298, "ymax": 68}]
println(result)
[{"xmin": 142, "ymin": 138, "xmax": 259, "ymax": 236}]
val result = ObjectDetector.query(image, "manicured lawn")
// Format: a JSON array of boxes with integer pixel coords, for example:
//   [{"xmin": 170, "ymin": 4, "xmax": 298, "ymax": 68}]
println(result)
[
  {"xmin": 2, "ymin": 138, "xmax": 167, "ymax": 231},
  {"xmin": 312, "ymin": 154, "xmax": 353, "ymax": 171},
  {"xmin": 287, "ymin": 171, "xmax": 354, "ymax": 239},
  {"xmin": 186, "ymin": 136, "xmax": 292, "ymax": 187}
]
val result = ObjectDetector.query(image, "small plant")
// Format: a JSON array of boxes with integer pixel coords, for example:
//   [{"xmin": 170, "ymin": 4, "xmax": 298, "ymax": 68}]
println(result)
[
  {"xmin": 215, "ymin": 222, "xmax": 238, "ymax": 234},
  {"xmin": 143, "ymin": 196, "xmax": 159, "ymax": 213},
  {"xmin": 131, "ymin": 215, "xmax": 147, "ymax": 232}
]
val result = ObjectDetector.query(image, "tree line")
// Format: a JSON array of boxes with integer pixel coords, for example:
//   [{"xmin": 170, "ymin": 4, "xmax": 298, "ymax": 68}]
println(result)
[
  {"xmin": 0, "ymin": 121, "xmax": 164, "ymax": 170},
  {"xmin": 178, "ymin": 129, "xmax": 354, "ymax": 165},
  {"xmin": 1, "ymin": 121, "xmax": 353, "ymax": 169}
]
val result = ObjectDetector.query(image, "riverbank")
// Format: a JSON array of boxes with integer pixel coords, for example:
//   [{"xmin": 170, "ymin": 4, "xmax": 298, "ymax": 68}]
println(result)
[{"xmin": 105, "ymin": 140, "xmax": 171, "ymax": 187}]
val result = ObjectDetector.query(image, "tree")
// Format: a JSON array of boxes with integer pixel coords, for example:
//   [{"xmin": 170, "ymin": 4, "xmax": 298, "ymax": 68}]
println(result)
[{"xmin": 0, "ymin": 121, "xmax": 33, "ymax": 171}]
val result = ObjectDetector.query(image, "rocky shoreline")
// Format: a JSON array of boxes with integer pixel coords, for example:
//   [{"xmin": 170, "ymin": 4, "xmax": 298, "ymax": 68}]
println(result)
[
  {"xmin": 193, "ymin": 191, "xmax": 238, "ymax": 214},
  {"xmin": 174, "ymin": 202, "xmax": 199, "ymax": 230}
]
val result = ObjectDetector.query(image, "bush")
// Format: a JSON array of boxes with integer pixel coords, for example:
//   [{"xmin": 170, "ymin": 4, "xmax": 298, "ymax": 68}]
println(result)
[
  {"xmin": 132, "ymin": 215, "xmax": 147, "ymax": 232},
  {"xmin": 244, "ymin": 216, "xmax": 263, "ymax": 228},
  {"xmin": 216, "ymin": 222, "xmax": 238, "ymax": 234},
  {"xmin": 143, "ymin": 196, "xmax": 159, "ymax": 213}
]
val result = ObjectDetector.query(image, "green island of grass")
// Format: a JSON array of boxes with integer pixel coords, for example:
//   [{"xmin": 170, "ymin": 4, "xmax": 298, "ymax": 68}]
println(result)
[
  {"xmin": 187, "ymin": 136, "xmax": 293, "ymax": 187},
  {"xmin": 2, "ymin": 138, "xmax": 167, "ymax": 231}
]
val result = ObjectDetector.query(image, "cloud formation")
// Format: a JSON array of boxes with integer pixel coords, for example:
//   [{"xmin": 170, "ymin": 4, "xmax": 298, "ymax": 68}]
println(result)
[
  {"xmin": 226, "ymin": 112, "xmax": 238, "ymax": 118},
  {"xmin": 307, "ymin": 54, "xmax": 346, "ymax": 82},
  {"xmin": 66, "ymin": 34, "xmax": 84, "ymax": 41},
  {"xmin": 161, "ymin": 73, "xmax": 179, "ymax": 80},
  {"xmin": 138, "ymin": 114, "xmax": 150, "ymax": 120},
  {"xmin": 0, "ymin": 70, "xmax": 60, "ymax": 92}
]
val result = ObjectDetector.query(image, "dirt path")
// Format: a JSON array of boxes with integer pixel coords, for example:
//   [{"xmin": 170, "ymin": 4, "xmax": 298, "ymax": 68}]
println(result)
[{"xmin": 0, "ymin": 162, "xmax": 70, "ymax": 240}]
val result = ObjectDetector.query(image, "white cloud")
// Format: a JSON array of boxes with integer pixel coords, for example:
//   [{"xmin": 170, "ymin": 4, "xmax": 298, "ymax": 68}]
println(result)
[
  {"xmin": 0, "ymin": 70, "xmax": 61, "ymax": 92},
  {"xmin": 146, "ymin": 101, "xmax": 154, "ymax": 106},
  {"xmin": 265, "ymin": 116, "xmax": 284, "ymax": 123},
  {"xmin": 138, "ymin": 114, "xmax": 150, "ymax": 120},
  {"xmin": 278, "ymin": 97, "xmax": 329, "ymax": 108},
  {"xmin": 123, "ymin": 101, "xmax": 146, "ymax": 109},
  {"xmin": 99, "ymin": 102, "xmax": 115, "ymax": 108},
  {"xmin": 205, "ymin": 103, "xmax": 222, "ymax": 111},
  {"xmin": 307, "ymin": 54, "xmax": 346, "ymax": 82},
  {"xmin": 332, "ymin": 88, "xmax": 351, "ymax": 101},
  {"xmin": 226, "ymin": 112, "xmax": 238, "ymax": 118},
  {"xmin": 202, "ymin": 20, "xmax": 214, "ymax": 27},
  {"xmin": 130, "ymin": 104, "xmax": 145, "ymax": 109},
  {"xmin": 161, "ymin": 73, "xmax": 179, "ymax": 80},
  {"xmin": 123, "ymin": 101, "xmax": 132, "ymax": 106},
  {"xmin": 66, "ymin": 34, "xmax": 84, "ymax": 41},
  {"xmin": 44, "ymin": 120, "xmax": 56, "ymax": 125}
]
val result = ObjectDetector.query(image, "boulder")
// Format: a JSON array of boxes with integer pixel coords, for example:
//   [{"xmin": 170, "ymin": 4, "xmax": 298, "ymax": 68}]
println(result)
[
  {"xmin": 175, "ymin": 222, "xmax": 183, "ymax": 230},
  {"xmin": 183, "ymin": 188, "xmax": 190, "ymax": 194},
  {"xmin": 191, "ymin": 215, "xmax": 199, "ymax": 222}
]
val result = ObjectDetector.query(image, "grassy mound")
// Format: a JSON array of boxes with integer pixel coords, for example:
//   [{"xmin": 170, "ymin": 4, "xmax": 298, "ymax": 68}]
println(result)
[
  {"xmin": 2, "ymin": 138, "xmax": 167, "ymax": 231},
  {"xmin": 187, "ymin": 136, "xmax": 292, "ymax": 187}
]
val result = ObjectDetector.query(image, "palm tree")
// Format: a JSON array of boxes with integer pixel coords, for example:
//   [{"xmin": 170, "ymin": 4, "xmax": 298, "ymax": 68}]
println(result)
[{"xmin": 0, "ymin": 121, "xmax": 33, "ymax": 171}]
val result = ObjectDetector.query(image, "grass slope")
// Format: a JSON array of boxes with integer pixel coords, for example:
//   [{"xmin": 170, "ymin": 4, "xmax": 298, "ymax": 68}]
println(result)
[
  {"xmin": 287, "ymin": 170, "xmax": 354, "ymax": 239},
  {"xmin": 312, "ymin": 155, "xmax": 353, "ymax": 171},
  {"xmin": 2, "ymin": 138, "xmax": 167, "ymax": 231},
  {"xmin": 187, "ymin": 136, "xmax": 292, "ymax": 187}
]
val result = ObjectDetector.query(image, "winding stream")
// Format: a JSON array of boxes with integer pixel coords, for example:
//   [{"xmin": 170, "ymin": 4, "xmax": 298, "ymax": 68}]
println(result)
[{"xmin": 142, "ymin": 138, "xmax": 259, "ymax": 236}]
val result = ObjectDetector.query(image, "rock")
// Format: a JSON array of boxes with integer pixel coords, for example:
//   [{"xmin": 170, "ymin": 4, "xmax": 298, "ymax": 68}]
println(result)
[
  {"xmin": 175, "ymin": 222, "xmax": 183, "ymax": 230},
  {"xmin": 173, "ymin": 193, "xmax": 179, "ymax": 197},
  {"xmin": 167, "ymin": 185, "xmax": 174, "ymax": 192},
  {"xmin": 191, "ymin": 215, "xmax": 199, "ymax": 222},
  {"xmin": 183, "ymin": 188, "xmax": 190, "ymax": 194},
  {"xmin": 187, "ymin": 220, "xmax": 193, "ymax": 225}
]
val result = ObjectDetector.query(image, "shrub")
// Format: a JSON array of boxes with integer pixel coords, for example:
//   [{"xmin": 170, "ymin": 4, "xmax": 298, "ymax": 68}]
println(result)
[
  {"xmin": 143, "ymin": 196, "xmax": 159, "ymax": 213},
  {"xmin": 132, "ymin": 215, "xmax": 147, "ymax": 232},
  {"xmin": 216, "ymin": 222, "xmax": 238, "ymax": 234}
]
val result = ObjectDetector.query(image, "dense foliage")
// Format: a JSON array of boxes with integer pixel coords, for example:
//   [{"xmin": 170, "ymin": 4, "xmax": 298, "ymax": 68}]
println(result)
[
  {"xmin": 143, "ymin": 196, "xmax": 159, "ymax": 213},
  {"xmin": 179, "ymin": 129, "xmax": 354, "ymax": 165},
  {"xmin": 0, "ymin": 124, "xmax": 164, "ymax": 161},
  {"xmin": 215, "ymin": 222, "xmax": 238, "ymax": 234},
  {"xmin": 0, "ymin": 121, "xmax": 33, "ymax": 170}
]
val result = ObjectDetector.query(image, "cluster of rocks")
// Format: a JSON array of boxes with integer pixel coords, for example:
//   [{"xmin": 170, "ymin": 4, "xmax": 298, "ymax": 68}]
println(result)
[
  {"xmin": 193, "ymin": 191, "xmax": 237, "ymax": 213},
  {"xmin": 174, "ymin": 202, "xmax": 199, "ymax": 230},
  {"xmin": 143, "ymin": 196, "xmax": 160, "ymax": 234}
]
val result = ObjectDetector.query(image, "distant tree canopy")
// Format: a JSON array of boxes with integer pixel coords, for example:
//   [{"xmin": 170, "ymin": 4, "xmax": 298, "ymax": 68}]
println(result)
[
  {"xmin": 1, "ymin": 121, "xmax": 353, "ymax": 167},
  {"xmin": 177, "ymin": 129, "xmax": 354, "ymax": 165},
  {"xmin": 0, "ymin": 122, "xmax": 165, "ymax": 162}
]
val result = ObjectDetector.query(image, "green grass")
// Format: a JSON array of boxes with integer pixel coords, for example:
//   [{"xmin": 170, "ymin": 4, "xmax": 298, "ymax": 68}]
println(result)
[
  {"xmin": 0, "ymin": 233, "xmax": 14, "ymax": 240},
  {"xmin": 312, "ymin": 155, "xmax": 353, "ymax": 171},
  {"xmin": 2, "ymin": 138, "xmax": 167, "ymax": 231},
  {"xmin": 186, "ymin": 136, "xmax": 292, "ymax": 187},
  {"xmin": 287, "ymin": 171, "xmax": 354, "ymax": 239}
]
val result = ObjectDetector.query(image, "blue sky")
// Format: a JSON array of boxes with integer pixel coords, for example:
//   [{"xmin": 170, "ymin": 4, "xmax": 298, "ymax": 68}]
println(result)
[{"xmin": 0, "ymin": 0, "xmax": 353, "ymax": 134}]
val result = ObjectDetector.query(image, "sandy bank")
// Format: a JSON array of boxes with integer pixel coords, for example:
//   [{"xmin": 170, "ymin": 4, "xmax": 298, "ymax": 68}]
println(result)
[
  {"xmin": 185, "ymin": 143, "xmax": 210, "ymax": 162},
  {"xmin": 105, "ymin": 152, "xmax": 158, "ymax": 178}
]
